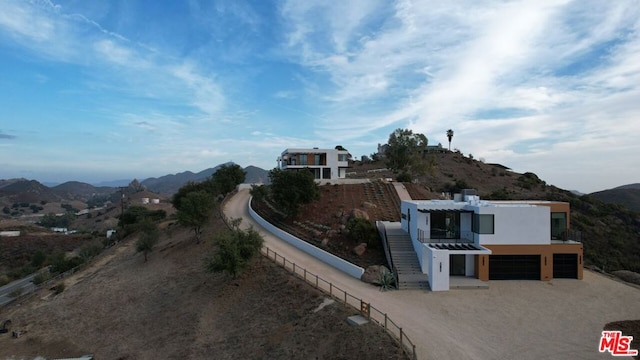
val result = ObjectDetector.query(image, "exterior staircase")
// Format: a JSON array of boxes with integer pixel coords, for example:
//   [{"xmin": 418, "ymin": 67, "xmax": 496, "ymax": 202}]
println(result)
[{"xmin": 378, "ymin": 222, "xmax": 430, "ymax": 290}]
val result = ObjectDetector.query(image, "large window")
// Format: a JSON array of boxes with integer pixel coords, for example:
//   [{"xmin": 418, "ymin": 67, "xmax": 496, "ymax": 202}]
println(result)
[
  {"xmin": 430, "ymin": 211, "xmax": 460, "ymax": 239},
  {"xmin": 551, "ymin": 212, "xmax": 567, "ymax": 240},
  {"xmin": 338, "ymin": 153, "xmax": 349, "ymax": 161},
  {"xmin": 299, "ymin": 154, "xmax": 307, "ymax": 165},
  {"xmin": 473, "ymin": 214, "xmax": 494, "ymax": 234}
]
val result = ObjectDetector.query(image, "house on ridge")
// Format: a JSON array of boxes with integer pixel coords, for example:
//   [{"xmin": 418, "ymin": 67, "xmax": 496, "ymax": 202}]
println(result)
[
  {"xmin": 277, "ymin": 147, "xmax": 351, "ymax": 180},
  {"xmin": 399, "ymin": 189, "xmax": 583, "ymax": 291}
]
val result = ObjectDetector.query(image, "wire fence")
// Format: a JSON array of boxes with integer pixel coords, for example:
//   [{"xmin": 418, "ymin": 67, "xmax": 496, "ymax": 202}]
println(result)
[{"xmin": 261, "ymin": 246, "xmax": 417, "ymax": 360}]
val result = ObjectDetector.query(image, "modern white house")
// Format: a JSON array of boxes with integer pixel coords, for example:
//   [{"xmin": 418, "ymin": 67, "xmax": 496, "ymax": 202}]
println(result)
[
  {"xmin": 400, "ymin": 189, "xmax": 583, "ymax": 291},
  {"xmin": 277, "ymin": 148, "xmax": 351, "ymax": 180}
]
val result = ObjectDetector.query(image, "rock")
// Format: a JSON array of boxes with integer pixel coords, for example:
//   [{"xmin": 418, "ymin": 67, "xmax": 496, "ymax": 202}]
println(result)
[
  {"xmin": 362, "ymin": 201, "xmax": 377, "ymax": 209},
  {"xmin": 339, "ymin": 224, "xmax": 346, "ymax": 234},
  {"xmin": 361, "ymin": 265, "xmax": 391, "ymax": 285},
  {"xmin": 353, "ymin": 243, "xmax": 367, "ymax": 256},
  {"xmin": 349, "ymin": 208, "xmax": 370, "ymax": 221},
  {"xmin": 321, "ymin": 238, "xmax": 329, "ymax": 247}
]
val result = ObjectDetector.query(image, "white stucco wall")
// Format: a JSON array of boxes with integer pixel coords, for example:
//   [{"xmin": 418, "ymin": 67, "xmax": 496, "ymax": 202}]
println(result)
[
  {"xmin": 427, "ymin": 247, "xmax": 450, "ymax": 291},
  {"xmin": 474, "ymin": 205, "xmax": 550, "ymax": 245}
]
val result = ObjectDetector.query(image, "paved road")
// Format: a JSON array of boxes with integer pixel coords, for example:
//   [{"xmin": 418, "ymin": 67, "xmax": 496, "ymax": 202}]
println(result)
[
  {"xmin": 0, "ymin": 274, "xmax": 36, "ymax": 307},
  {"xmin": 224, "ymin": 188, "xmax": 640, "ymax": 360}
]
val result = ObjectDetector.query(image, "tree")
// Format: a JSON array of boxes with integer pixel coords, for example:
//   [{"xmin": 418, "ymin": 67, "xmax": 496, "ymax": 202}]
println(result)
[
  {"xmin": 207, "ymin": 224, "xmax": 264, "ymax": 279},
  {"xmin": 176, "ymin": 190, "xmax": 216, "ymax": 243},
  {"xmin": 268, "ymin": 168, "xmax": 320, "ymax": 218},
  {"xmin": 385, "ymin": 128, "xmax": 428, "ymax": 178},
  {"xmin": 136, "ymin": 221, "xmax": 159, "ymax": 262},
  {"xmin": 211, "ymin": 163, "xmax": 246, "ymax": 197},
  {"xmin": 446, "ymin": 129, "xmax": 454, "ymax": 151}
]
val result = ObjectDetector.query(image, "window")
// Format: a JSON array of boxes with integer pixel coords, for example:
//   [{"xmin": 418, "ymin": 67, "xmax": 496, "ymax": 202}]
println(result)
[
  {"xmin": 551, "ymin": 212, "xmax": 567, "ymax": 240},
  {"xmin": 338, "ymin": 153, "xmax": 349, "ymax": 161},
  {"xmin": 299, "ymin": 154, "xmax": 307, "ymax": 165},
  {"xmin": 314, "ymin": 154, "xmax": 321, "ymax": 165},
  {"xmin": 473, "ymin": 214, "xmax": 494, "ymax": 234}
]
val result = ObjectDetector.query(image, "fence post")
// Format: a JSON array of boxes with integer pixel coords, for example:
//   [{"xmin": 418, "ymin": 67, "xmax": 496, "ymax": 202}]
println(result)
[
  {"xmin": 412, "ymin": 344, "xmax": 416, "ymax": 360},
  {"xmin": 329, "ymin": 283, "xmax": 332, "ymax": 297},
  {"xmin": 400, "ymin": 328, "xmax": 403, "ymax": 347},
  {"xmin": 304, "ymin": 268, "xmax": 307, "ymax": 282},
  {"xmin": 344, "ymin": 291, "xmax": 347, "ymax": 304},
  {"xmin": 384, "ymin": 313, "xmax": 388, "ymax": 330},
  {"xmin": 293, "ymin": 263, "xmax": 296, "ymax": 274},
  {"xmin": 315, "ymin": 275, "xmax": 319, "ymax": 289}
]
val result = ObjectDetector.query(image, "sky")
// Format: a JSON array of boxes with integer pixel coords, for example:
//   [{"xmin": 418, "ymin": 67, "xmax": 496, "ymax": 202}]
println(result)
[{"xmin": 1, "ymin": 0, "xmax": 639, "ymax": 193}]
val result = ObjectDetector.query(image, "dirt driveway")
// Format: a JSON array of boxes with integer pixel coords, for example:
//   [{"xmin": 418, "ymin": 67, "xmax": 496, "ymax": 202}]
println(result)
[{"xmin": 225, "ymin": 188, "xmax": 640, "ymax": 360}]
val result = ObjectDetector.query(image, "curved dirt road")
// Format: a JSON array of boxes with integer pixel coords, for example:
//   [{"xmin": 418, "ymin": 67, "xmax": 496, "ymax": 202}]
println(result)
[{"xmin": 224, "ymin": 188, "xmax": 640, "ymax": 360}]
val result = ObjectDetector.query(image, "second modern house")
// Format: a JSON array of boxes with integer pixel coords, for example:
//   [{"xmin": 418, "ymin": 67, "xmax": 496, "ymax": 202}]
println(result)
[
  {"xmin": 400, "ymin": 189, "xmax": 583, "ymax": 291},
  {"xmin": 277, "ymin": 147, "xmax": 351, "ymax": 180}
]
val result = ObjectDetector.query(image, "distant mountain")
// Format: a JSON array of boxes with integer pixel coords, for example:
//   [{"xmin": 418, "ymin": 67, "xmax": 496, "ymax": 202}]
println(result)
[
  {"xmin": 0, "ymin": 179, "xmax": 61, "ymax": 204},
  {"xmin": 613, "ymin": 183, "xmax": 640, "ymax": 190},
  {"xmin": 141, "ymin": 163, "xmax": 269, "ymax": 195},
  {"xmin": 590, "ymin": 184, "xmax": 640, "ymax": 212},
  {"xmin": 52, "ymin": 181, "xmax": 115, "ymax": 202},
  {"xmin": 245, "ymin": 165, "xmax": 270, "ymax": 185}
]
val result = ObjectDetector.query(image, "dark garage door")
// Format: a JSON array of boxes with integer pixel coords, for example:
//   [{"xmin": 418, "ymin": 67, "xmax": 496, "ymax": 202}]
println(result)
[
  {"xmin": 553, "ymin": 253, "xmax": 578, "ymax": 278},
  {"xmin": 489, "ymin": 255, "xmax": 541, "ymax": 280}
]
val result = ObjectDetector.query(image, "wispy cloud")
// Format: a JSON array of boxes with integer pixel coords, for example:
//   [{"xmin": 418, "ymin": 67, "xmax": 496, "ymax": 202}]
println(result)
[{"xmin": 0, "ymin": 132, "xmax": 16, "ymax": 140}]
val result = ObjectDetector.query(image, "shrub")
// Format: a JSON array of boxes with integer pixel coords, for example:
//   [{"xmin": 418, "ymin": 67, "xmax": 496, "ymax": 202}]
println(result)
[
  {"xmin": 207, "ymin": 226, "xmax": 264, "ymax": 279},
  {"xmin": 396, "ymin": 172, "xmax": 412, "ymax": 183},
  {"xmin": 346, "ymin": 218, "xmax": 379, "ymax": 248},
  {"xmin": 54, "ymin": 283, "xmax": 65, "ymax": 294},
  {"xmin": 33, "ymin": 271, "xmax": 51, "ymax": 285},
  {"xmin": 379, "ymin": 268, "xmax": 396, "ymax": 291}
]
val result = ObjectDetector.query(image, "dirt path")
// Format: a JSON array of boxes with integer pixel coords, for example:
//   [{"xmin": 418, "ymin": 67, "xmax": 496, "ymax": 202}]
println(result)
[{"xmin": 225, "ymin": 188, "xmax": 640, "ymax": 360}]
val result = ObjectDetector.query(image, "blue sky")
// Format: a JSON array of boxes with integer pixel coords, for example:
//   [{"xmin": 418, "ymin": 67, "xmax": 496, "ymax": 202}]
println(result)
[{"xmin": 1, "ymin": 0, "xmax": 639, "ymax": 193}]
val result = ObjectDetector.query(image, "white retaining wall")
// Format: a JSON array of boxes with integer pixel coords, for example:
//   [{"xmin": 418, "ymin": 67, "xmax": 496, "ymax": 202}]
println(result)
[{"xmin": 248, "ymin": 197, "xmax": 365, "ymax": 279}]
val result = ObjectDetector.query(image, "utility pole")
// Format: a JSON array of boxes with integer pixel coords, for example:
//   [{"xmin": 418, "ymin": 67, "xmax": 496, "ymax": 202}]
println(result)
[{"xmin": 118, "ymin": 186, "xmax": 127, "ymax": 218}]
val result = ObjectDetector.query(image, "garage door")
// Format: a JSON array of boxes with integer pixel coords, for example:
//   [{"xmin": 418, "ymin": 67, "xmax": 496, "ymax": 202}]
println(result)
[
  {"xmin": 489, "ymin": 255, "xmax": 541, "ymax": 280},
  {"xmin": 553, "ymin": 253, "xmax": 578, "ymax": 279}
]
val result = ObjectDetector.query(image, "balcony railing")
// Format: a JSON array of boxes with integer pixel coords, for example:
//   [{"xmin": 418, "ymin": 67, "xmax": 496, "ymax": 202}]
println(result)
[
  {"xmin": 417, "ymin": 228, "xmax": 473, "ymax": 244},
  {"xmin": 553, "ymin": 229, "xmax": 582, "ymax": 242}
]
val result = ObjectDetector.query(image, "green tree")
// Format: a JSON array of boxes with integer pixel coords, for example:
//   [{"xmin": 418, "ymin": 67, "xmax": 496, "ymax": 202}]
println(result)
[
  {"xmin": 207, "ymin": 224, "xmax": 264, "ymax": 279},
  {"xmin": 268, "ymin": 168, "xmax": 320, "ymax": 218},
  {"xmin": 136, "ymin": 221, "xmax": 160, "ymax": 262},
  {"xmin": 211, "ymin": 164, "xmax": 246, "ymax": 196},
  {"xmin": 385, "ymin": 128, "xmax": 428, "ymax": 178},
  {"xmin": 446, "ymin": 129, "xmax": 454, "ymax": 151},
  {"xmin": 176, "ymin": 190, "xmax": 216, "ymax": 243}
]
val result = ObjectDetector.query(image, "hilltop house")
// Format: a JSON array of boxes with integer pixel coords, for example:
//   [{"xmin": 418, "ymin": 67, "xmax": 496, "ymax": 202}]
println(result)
[
  {"xmin": 400, "ymin": 189, "xmax": 583, "ymax": 291},
  {"xmin": 277, "ymin": 148, "xmax": 351, "ymax": 180}
]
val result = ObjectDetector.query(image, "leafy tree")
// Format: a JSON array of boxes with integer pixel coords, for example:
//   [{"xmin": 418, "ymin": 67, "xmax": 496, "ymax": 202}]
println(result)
[
  {"xmin": 207, "ymin": 224, "xmax": 264, "ymax": 279},
  {"xmin": 31, "ymin": 250, "xmax": 47, "ymax": 268},
  {"xmin": 249, "ymin": 184, "xmax": 268, "ymax": 201},
  {"xmin": 446, "ymin": 129, "xmax": 454, "ymax": 150},
  {"xmin": 136, "ymin": 221, "xmax": 160, "ymax": 262},
  {"xmin": 172, "ymin": 181, "xmax": 212, "ymax": 210},
  {"xmin": 385, "ymin": 128, "xmax": 428, "ymax": 178},
  {"xmin": 211, "ymin": 164, "xmax": 246, "ymax": 196},
  {"xmin": 38, "ymin": 212, "xmax": 76, "ymax": 228},
  {"xmin": 268, "ymin": 168, "xmax": 320, "ymax": 218},
  {"xmin": 118, "ymin": 206, "xmax": 166, "ymax": 236},
  {"xmin": 176, "ymin": 190, "xmax": 216, "ymax": 243}
]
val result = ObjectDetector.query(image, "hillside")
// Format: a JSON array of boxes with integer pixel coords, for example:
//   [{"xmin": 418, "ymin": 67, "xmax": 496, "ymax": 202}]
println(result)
[
  {"xmin": 0, "ymin": 216, "xmax": 406, "ymax": 359},
  {"xmin": 254, "ymin": 153, "xmax": 640, "ymax": 274},
  {"xmin": 590, "ymin": 185, "xmax": 640, "ymax": 212}
]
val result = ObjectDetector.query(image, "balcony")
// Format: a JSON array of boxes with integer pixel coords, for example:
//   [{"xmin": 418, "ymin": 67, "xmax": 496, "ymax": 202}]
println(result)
[
  {"xmin": 552, "ymin": 229, "xmax": 582, "ymax": 243},
  {"xmin": 417, "ymin": 228, "xmax": 474, "ymax": 244}
]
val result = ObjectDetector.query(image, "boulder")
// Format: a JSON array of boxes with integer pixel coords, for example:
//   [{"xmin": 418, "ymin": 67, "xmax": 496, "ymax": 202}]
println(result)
[
  {"xmin": 362, "ymin": 201, "xmax": 377, "ymax": 209},
  {"xmin": 320, "ymin": 238, "xmax": 329, "ymax": 248},
  {"xmin": 349, "ymin": 208, "xmax": 370, "ymax": 221},
  {"xmin": 353, "ymin": 243, "xmax": 367, "ymax": 256},
  {"xmin": 361, "ymin": 265, "xmax": 391, "ymax": 285}
]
